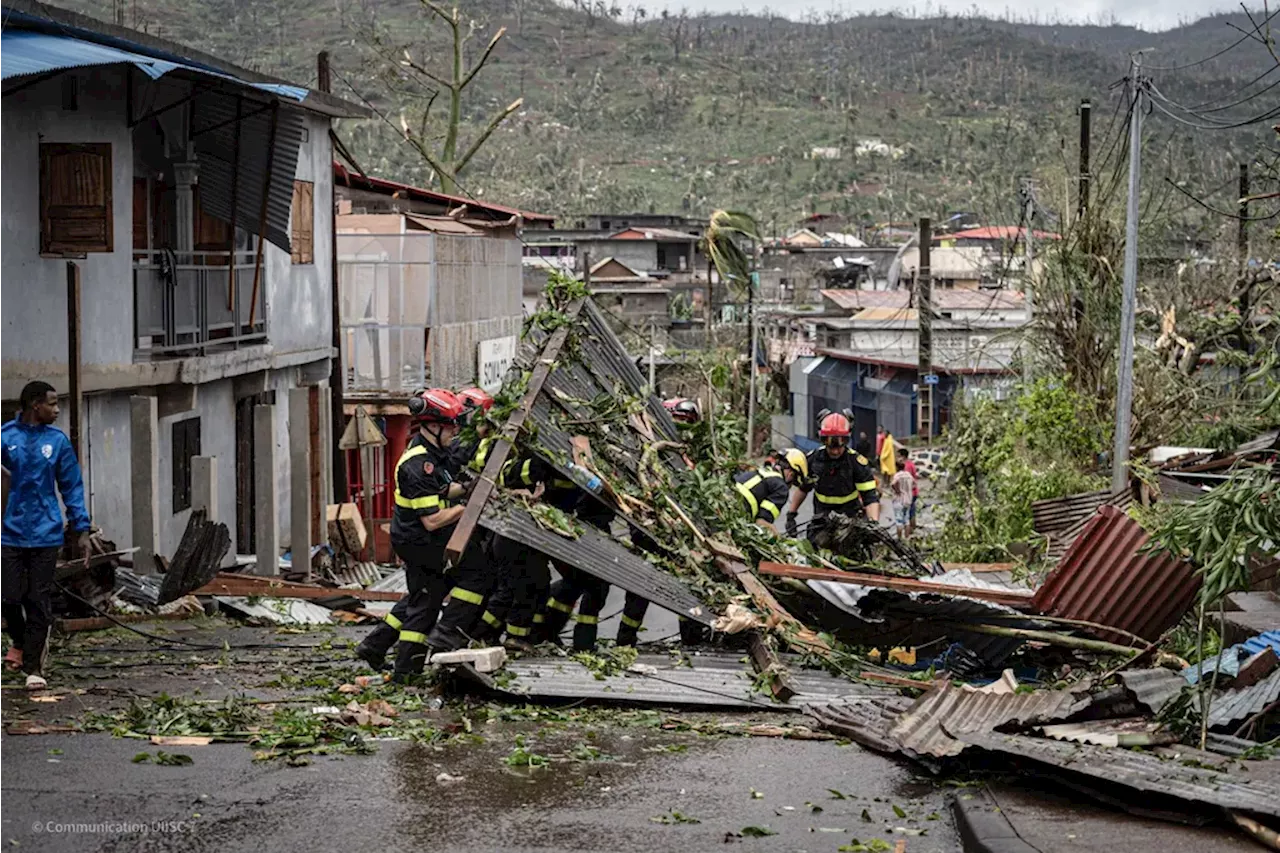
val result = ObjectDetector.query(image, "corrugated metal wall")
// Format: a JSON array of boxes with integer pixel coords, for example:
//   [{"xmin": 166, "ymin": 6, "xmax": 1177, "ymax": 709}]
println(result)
[{"xmin": 429, "ymin": 235, "xmax": 522, "ymax": 388}]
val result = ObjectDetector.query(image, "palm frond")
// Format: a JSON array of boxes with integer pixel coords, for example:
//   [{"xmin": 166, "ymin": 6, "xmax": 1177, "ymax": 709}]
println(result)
[{"xmin": 704, "ymin": 209, "xmax": 762, "ymax": 299}]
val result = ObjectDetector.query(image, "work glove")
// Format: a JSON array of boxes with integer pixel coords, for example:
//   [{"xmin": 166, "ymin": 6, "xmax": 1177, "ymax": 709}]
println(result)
[{"xmin": 784, "ymin": 511, "xmax": 798, "ymax": 538}]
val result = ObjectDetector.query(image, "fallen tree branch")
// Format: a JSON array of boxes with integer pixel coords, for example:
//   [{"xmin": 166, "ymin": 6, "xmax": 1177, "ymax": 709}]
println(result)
[{"xmin": 947, "ymin": 623, "xmax": 1139, "ymax": 656}]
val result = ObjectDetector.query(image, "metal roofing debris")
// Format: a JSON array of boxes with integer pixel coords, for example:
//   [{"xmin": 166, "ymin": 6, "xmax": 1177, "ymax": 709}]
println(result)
[
  {"xmin": 158, "ymin": 510, "xmax": 231, "ymax": 605},
  {"xmin": 1207, "ymin": 668, "xmax": 1280, "ymax": 729},
  {"xmin": 479, "ymin": 503, "xmax": 712, "ymax": 625},
  {"xmin": 1031, "ymin": 489, "xmax": 1134, "ymax": 564},
  {"xmin": 1118, "ymin": 668, "xmax": 1187, "ymax": 715},
  {"xmin": 958, "ymin": 731, "xmax": 1280, "ymax": 818},
  {"xmin": 1242, "ymin": 631, "xmax": 1280, "ymax": 659},
  {"xmin": 333, "ymin": 162, "xmax": 554, "ymax": 223},
  {"xmin": 368, "ymin": 568, "xmax": 408, "ymax": 594},
  {"xmin": 887, "ymin": 678, "xmax": 1089, "ymax": 757},
  {"xmin": 325, "ymin": 560, "xmax": 386, "ymax": 588},
  {"xmin": 459, "ymin": 651, "xmax": 887, "ymax": 710},
  {"xmin": 1031, "ymin": 506, "xmax": 1199, "ymax": 643},
  {"xmin": 804, "ymin": 696, "xmax": 917, "ymax": 756},
  {"xmin": 213, "ymin": 596, "xmax": 335, "ymax": 625},
  {"xmin": 114, "ymin": 567, "xmax": 162, "ymax": 608},
  {"xmin": 1235, "ymin": 429, "xmax": 1279, "ymax": 456},
  {"xmin": 758, "ymin": 563, "xmax": 1035, "ymax": 610},
  {"xmin": 1036, "ymin": 718, "xmax": 1175, "ymax": 747},
  {"xmin": 820, "ymin": 288, "xmax": 1025, "ymax": 312}
]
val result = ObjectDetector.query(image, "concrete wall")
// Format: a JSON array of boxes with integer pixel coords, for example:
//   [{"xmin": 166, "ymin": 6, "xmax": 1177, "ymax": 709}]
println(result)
[{"xmin": 1, "ymin": 68, "xmax": 136, "ymax": 381}]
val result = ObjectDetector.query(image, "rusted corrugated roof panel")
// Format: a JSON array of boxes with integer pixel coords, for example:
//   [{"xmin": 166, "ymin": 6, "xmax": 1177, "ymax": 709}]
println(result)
[
  {"xmin": 887, "ymin": 679, "xmax": 1089, "ymax": 757},
  {"xmin": 479, "ymin": 503, "xmax": 712, "ymax": 624},
  {"xmin": 1207, "ymin": 667, "xmax": 1280, "ymax": 729},
  {"xmin": 1031, "ymin": 506, "xmax": 1199, "ymax": 643},
  {"xmin": 1032, "ymin": 490, "xmax": 1135, "ymax": 564},
  {"xmin": 1118, "ymin": 668, "xmax": 1187, "ymax": 714},
  {"xmin": 1036, "ymin": 717, "xmax": 1175, "ymax": 747},
  {"xmin": 458, "ymin": 651, "xmax": 892, "ymax": 710},
  {"xmin": 960, "ymin": 731, "xmax": 1280, "ymax": 818}
]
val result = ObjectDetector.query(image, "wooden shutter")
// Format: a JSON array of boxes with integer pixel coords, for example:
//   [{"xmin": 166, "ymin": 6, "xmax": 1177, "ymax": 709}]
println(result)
[
  {"xmin": 290, "ymin": 180, "xmax": 314, "ymax": 264},
  {"xmin": 40, "ymin": 143, "xmax": 113, "ymax": 254}
]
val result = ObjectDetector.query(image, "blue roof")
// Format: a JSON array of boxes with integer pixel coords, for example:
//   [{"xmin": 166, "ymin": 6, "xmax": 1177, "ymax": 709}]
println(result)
[
  {"xmin": 1242, "ymin": 631, "xmax": 1280, "ymax": 658},
  {"xmin": 1, "ymin": 30, "xmax": 307, "ymax": 101}
]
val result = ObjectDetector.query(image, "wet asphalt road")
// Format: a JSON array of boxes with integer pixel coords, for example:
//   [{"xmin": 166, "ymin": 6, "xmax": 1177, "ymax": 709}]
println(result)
[{"xmin": 2, "ymin": 727, "xmax": 958, "ymax": 853}]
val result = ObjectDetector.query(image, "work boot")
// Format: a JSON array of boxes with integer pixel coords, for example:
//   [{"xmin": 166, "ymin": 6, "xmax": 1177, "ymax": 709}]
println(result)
[
  {"xmin": 616, "ymin": 621, "xmax": 641, "ymax": 648},
  {"xmin": 392, "ymin": 642, "xmax": 430, "ymax": 681},
  {"xmin": 503, "ymin": 636, "xmax": 535, "ymax": 654},
  {"xmin": 354, "ymin": 641, "xmax": 388, "ymax": 671}
]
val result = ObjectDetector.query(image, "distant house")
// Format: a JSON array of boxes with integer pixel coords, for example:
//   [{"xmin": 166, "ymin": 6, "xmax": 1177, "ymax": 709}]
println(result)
[
  {"xmin": 900, "ymin": 246, "xmax": 989, "ymax": 289},
  {"xmin": 590, "ymin": 257, "xmax": 651, "ymax": 284},
  {"xmin": 936, "ymin": 226, "xmax": 1060, "ymax": 253},
  {"xmin": 1, "ymin": 0, "xmax": 367, "ymax": 565}
]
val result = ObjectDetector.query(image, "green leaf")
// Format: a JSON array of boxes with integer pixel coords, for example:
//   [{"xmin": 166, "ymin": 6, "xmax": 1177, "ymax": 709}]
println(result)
[
  {"xmin": 828, "ymin": 788, "xmax": 848, "ymax": 799},
  {"xmin": 739, "ymin": 826, "xmax": 777, "ymax": 837},
  {"xmin": 892, "ymin": 804, "xmax": 907, "ymax": 819},
  {"xmin": 132, "ymin": 752, "xmax": 151, "ymax": 763},
  {"xmin": 861, "ymin": 808, "xmax": 872, "ymax": 822}
]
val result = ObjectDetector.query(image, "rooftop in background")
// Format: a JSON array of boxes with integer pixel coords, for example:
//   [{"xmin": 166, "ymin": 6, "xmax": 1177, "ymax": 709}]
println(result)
[
  {"xmin": 333, "ymin": 163, "xmax": 554, "ymax": 224},
  {"xmin": 940, "ymin": 226, "xmax": 1061, "ymax": 242},
  {"xmin": 1, "ymin": 0, "xmax": 367, "ymax": 119},
  {"xmin": 821, "ymin": 288, "xmax": 1025, "ymax": 312},
  {"xmin": 609, "ymin": 226, "xmax": 701, "ymax": 241}
]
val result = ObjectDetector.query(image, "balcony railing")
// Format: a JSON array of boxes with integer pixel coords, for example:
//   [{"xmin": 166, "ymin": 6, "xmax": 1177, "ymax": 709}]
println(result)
[{"xmin": 133, "ymin": 250, "xmax": 266, "ymax": 357}]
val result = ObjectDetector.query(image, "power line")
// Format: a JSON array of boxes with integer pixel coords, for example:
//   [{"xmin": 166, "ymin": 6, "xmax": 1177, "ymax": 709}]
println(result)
[{"xmin": 1142, "ymin": 5, "xmax": 1280, "ymax": 70}]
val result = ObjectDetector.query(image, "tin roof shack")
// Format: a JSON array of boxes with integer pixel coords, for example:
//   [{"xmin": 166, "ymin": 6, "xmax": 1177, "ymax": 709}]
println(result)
[
  {"xmin": 1, "ymin": 0, "xmax": 366, "ymax": 568},
  {"xmin": 758, "ymin": 245, "xmax": 903, "ymax": 307}
]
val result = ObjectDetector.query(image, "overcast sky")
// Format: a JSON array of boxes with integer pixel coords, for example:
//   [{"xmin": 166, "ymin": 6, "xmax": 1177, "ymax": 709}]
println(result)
[{"xmin": 655, "ymin": 0, "xmax": 1240, "ymax": 31}]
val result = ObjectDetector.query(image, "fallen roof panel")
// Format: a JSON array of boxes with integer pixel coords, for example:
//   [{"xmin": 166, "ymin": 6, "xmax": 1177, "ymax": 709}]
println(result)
[
  {"xmin": 804, "ymin": 696, "xmax": 917, "ymax": 756},
  {"xmin": 458, "ymin": 650, "xmax": 888, "ymax": 710},
  {"xmin": 888, "ymin": 678, "xmax": 1089, "ymax": 757},
  {"xmin": 1035, "ymin": 717, "xmax": 1176, "ymax": 747},
  {"xmin": 959, "ymin": 730, "xmax": 1280, "ymax": 818},
  {"xmin": 1207, "ymin": 667, "xmax": 1280, "ymax": 729},
  {"xmin": 479, "ymin": 503, "xmax": 713, "ymax": 624},
  {"xmin": 758, "ymin": 562, "xmax": 1035, "ymax": 609},
  {"xmin": 1118, "ymin": 668, "xmax": 1187, "ymax": 715},
  {"xmin": 1030, "ymin": 506, "xmax": 1199, "ymax": 643}
]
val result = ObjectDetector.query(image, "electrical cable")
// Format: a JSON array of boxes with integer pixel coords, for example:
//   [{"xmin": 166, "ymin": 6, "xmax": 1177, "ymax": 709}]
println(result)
[{"xmin": 1142, "ymin": 6, "xmax": 1280, "ymax": 71}]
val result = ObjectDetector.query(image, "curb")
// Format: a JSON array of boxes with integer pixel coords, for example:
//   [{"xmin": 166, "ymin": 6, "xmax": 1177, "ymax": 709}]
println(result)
[{"xmin": 952, "ymin": 790, "xmax": 1040, "ymax": 853}]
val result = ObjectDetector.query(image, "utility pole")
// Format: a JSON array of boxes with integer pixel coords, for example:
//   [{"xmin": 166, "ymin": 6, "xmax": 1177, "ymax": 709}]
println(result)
[
  {"xmin": 1111, "ymin": 57, "xmax": 1145, "ymax": 495},
  {"xmin": 916, "ymin": 217, "xmax": 933, "ymax": 443},
  {"xmin": 1239, "ymin": 163, "xmax": 1252, "ymax": 324},
  {"xmin": 1021, "ymin": 177, "xmax": 1036, "ymax": 385},
  {"xmin": 1078, "ymin": 99, "xmax": 1091, "ymax": 220},
  {"xmin": 319, "ymin": 50, "xmax": 347, "ymax": 502},
  {"xmin": 746, "ymin": 248, "xmax": 759, "ymax": 459},
  {"xmin": 648, "ymin": 319, "xmax": 657, "ymax": 393}
]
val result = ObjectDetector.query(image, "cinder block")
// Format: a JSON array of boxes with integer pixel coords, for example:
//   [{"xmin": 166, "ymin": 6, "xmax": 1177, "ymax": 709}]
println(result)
[{"xmin": 429, "ymin": 647, "xmax": 507, "ymax": 673}]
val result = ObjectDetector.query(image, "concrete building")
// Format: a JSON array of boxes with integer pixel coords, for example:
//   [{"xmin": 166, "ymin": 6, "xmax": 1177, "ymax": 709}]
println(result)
[{"xmin": 1, "ymin": 1, "xmax": 366, "ymax": 568}]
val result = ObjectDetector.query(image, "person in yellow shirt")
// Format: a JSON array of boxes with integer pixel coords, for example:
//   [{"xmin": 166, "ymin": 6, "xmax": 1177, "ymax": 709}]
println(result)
[{"xmin": 878, "ymin": 425, "xmax": 898, "ymax": 487}]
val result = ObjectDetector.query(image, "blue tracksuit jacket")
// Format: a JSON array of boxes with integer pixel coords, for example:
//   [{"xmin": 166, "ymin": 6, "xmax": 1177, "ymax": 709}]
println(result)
[{"xmin": 1, "ymin": 419, "xmax": 91, "ymax": 548}]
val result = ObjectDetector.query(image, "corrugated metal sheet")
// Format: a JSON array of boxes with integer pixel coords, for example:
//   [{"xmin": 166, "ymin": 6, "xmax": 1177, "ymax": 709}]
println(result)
[
  {"xmin": 805, "ymin": 696, "xmax": 917, "ymax": 756},
  {"xmin": 1036, "ymin": 718, "xmax": 1174, "ymax": 747},
  {"xmin": 1242, "ymin": 631, "xmax": 1280, "ymax": 659},
  {"xmin": 213, "ymin": 596, "xmax": 334, "ymax": 625},
  {"xmin": 1031, "ymin": 506, "xmax": 1199, "ymax": 643},
  {"xmin": 460, "ymin": 651, "xmax": 888, "ymax": 710},
  {"xmin": 192, "ymin": 91, "xmax": 305, "ymax": 252},
  {"xmin": 326, "ymin": 561, "xmax": 385, "ymax": 588},
  {"xmin": 1156, "ymin": 474, "xmax": 1208, "ymax": 503},
  {"xmin": 369, "ymin": 568, "xmax": 407, "ymax": 594},
  {"xmin": 959, "ymin": 730, "xmax": 1280, "ymax": 818},
  {"xmin": 479, "ymin": 503, "xmax": 712, "ymax": 624},
  {"xmin": 1207, "ymin": 668, "xmax": 1280, "ymax": 729},
  {"xmin": 1032, "ymin": 490, "xmax": 1135, "ymax": 564},
  {"xmin": 887, "ymin": 679, "xmax": 1089, "ymax": 757},
  {"xmin": 1118, "ymin": 668, "xmax": 1187, "ymax": 714},
  {"xmin": 1236, "ymin": 430, "xmax": 1280, "ymax": 456},
  {"xmin": 807, "ymin": 578, "xmax": 1030, "ymax": 667}
]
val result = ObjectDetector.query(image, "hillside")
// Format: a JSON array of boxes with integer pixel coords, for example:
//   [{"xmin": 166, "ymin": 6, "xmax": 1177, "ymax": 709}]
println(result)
[{"xmin": 54, "ymin": 0, "xmax": 1280, "ymax": 235}]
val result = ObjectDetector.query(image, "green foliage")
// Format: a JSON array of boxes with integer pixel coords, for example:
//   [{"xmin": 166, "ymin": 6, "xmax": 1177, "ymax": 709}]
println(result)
[
  {"xmin": 570, "ymin": 645, "xmax": 639, "ymax": 680},
  {"xmin": 704, "ymin": 210, "xmax": 761, "ymax": 298},
  {"xmin": 504, "ymin": 734, "xmax": 550, "ymax": 768},
  {"xmin": 931, "ymin": 379, "xmax": 1105, "ymax": 562}
]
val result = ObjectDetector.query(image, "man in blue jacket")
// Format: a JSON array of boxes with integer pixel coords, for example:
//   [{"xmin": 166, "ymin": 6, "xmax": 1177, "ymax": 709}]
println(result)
[{"xmin": 1, "ymin": 381, "xmax": 91, "ymax": 689}]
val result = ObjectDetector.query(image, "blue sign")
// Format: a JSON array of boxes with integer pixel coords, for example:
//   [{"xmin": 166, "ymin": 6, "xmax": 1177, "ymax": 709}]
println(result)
[{"xmin": 924, "ymin": 373, "xmax": 940, "ymax": 385}]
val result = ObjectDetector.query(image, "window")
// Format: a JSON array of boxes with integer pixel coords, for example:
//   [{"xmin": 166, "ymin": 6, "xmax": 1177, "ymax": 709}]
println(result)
[
  {"xmin": 40, "ymin": 143, "xmax": 113, "ymax": 255},
  {"xmin": 171, "ymin": 417, "xmax": 202, "ymax": 513},
  {"xmin": 290, "ymin": 180, "xmax": 314, "ymax": 264}
]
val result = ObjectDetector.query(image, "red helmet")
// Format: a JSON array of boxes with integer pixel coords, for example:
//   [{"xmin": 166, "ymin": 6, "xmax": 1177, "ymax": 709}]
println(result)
[
  {"xmin": 409, "ymin": 388, "xmax": 465, "ymax": 425},
  {"xmin": 458, "ymin": 387, "xmax": 494, "ymax": 413},
  {"xmin": 663, "ymin": 397, "xmax": 701, "ymax": 424},
  {"xmin": 818, "ymin": 412, "xmax": 851, "ymax": 438}
]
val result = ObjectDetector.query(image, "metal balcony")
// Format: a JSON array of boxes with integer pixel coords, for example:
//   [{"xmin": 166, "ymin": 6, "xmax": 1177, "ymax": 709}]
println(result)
[{"xmin": 133, "ymin": 250, "xmax": 267, "ymax": 357}]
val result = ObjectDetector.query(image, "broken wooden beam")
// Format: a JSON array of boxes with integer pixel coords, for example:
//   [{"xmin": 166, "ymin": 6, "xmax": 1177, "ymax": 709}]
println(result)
[
  {"xmin": 446, "ymin": 298, "xmax": 586, "ymax": 563},
  {"xmin": 747, "ymin": 630, "xmax": 797, "ymax": 702},
  {"xmin": 190, "ymin": 572, "xmax": 404, "ymax": 602},
  {"xmin": 715, "ymin": 556, "xmax": 833, "ymax": 660},
  {"xmin": 756, "ymin": 561, "xmax": 1036, "ymax": 610}
]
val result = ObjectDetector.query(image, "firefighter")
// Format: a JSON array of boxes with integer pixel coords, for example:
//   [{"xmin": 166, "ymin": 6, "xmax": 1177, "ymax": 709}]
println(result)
[
  {"xmin": 452, "ymin": 386, "xmax": 495, "ymax": 473},
  {"xmin": 663, "ymin": 397, "xmax": 701, "ymax": 426},
  {"xmin": 354, "ymin": 389, "xmax": 476, "ymax": 677},
  {"xmin": 735, "ymin": 449, "xmax": 805, "ymax": 530},
  {"xmin": 784, "ymin": 412, "xmax": 880, "ymax": 540}
]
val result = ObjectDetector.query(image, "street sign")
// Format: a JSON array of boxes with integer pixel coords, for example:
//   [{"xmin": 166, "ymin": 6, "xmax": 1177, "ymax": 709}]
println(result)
[
  {"xmin": 923, "ymin": 373, "xmax": 939, "ymax": 385},
  {"xmin": 477, "ymin": 336, "xmax": 517, "ymax": 392}
]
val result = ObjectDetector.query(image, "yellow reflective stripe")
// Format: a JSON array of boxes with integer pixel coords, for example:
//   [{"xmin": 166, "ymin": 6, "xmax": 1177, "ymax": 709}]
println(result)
[
  {"xmin": 520, "ymin": 459, "xmax": 533, "ymax": 486},
  {"xmin": 735, "ymin": 481, "xmax": 759, "ymax": 518},
  {"xmin": 758, "ymin": 469, "xmax": 783, "ymax": 480},
  {"xmin": 856, "ymin": 480, "xmax": 878, "ymax": 492},
  {"xmin": 481, "ymin": 610, "xmax": 502, "ymax": 628},
  {"xmin": 550, "ymin": 478, "xmax": 575, "ymax": 490},
  {"xmin": 505, "ymin": 623, "xmax": 531, "ymax": 637},
  {"xmin": 574, "ymin": 613, "xmax": 599, "ymax": 625},
  {"xmin": 400, "ymin": 630, "xmax": 429, "ymax": 644},
  {"xmin": 384, "ymin": 613, "xmax": 403, "ymax": 630},
  {"xmin": 547, "ymin": 598, "xmax": 575, "ymax": 614},
  {"xmin": 532, "ymin": 613, "xmax": 546, "ymax": 624},
  {"xmin": 620, "ymin": 615, "xmax": 643, "ymax": 628},
  {"xmin": 760, "ymin": 500, "xmax": 781, "ymax": 521},
  {"xmin": 816, "ymin": 491, "xmax": 860, "ymax": 504},
  {"xmin": 396, "ymin": 493, "xmax": 442, "ymax": 510},
  {"xmin": 395, "ymin": 444, "xmax": 444, "ymax": 510},
  {"xmin": 449, "ymin": 587, "xmax": 484, "ymax": 605}
]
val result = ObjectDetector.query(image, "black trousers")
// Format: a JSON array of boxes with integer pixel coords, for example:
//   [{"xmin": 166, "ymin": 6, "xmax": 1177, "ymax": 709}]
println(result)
[
  {"xmin": 615, "ymin": 593, "xmax": 650, "ymax": 647},
  {"xmin": 386, "ymin": 539, "xmax": 452, "ymax": 676},
  {"xmin": 1, "ymin": 545, "xmax": 59, "ymax": 675},
  {"xmin": 425, "ymin": 533, "xmax": 501, "ymax": 653}
]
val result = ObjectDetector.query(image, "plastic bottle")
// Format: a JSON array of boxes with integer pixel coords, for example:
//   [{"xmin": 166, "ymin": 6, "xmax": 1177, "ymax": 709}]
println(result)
[{"xmin": 565, "ymin": 462, "xmax": 604, "ymax": 495}]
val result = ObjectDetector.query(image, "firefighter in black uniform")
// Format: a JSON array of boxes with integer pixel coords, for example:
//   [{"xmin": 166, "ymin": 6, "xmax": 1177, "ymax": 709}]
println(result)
[
  {"xmin": 451, "ymin": 387, "xmax": 495, "ymax": 473},
  {"xmin": 734, "ymin": 449, "xmax": 806, "ymax": 529},
  {"xmin": 353, "ymin": 389, "xmax": 472, "ymax": 677},
  {"xmin": 784, "ymin": 412, "xmax": 880, "ymax": 541}
]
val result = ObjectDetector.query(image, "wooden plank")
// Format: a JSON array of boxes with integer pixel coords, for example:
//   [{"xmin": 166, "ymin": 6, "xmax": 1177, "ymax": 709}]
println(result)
[
  {"xmin": 757, "ymin": 561, "xmax": 1035, "ymax": 610},
  {"xmin": 191, "ymin": 574, "xmax": 404, "ymax": 602},
  {"xmin": 445, "ymin": 297, "xmax": 586, "ymax": 563},
  {"xmin": 715, "ymin": 556, "xmax": 833, "ymax": 660},
  {"xmin": 747, "ymin": 630, "xmax": 796, "ymax": 702},
  {"xmin": 939, "ymin": 562, "xmax": 1017, "ymax": 573}
]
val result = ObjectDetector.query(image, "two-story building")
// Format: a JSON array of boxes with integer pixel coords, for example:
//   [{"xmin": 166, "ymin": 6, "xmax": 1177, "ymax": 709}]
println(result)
[{"xmin": 1, "ymin": 1, "xmax": 367, "ymax": 570}]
